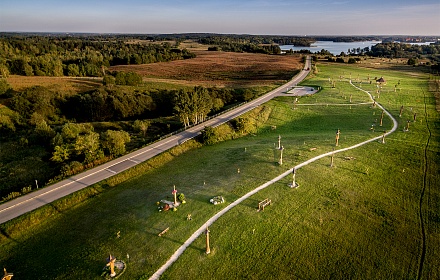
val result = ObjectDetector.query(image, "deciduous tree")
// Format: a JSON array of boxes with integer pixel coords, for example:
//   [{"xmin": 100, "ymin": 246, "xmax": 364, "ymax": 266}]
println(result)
[
  {"xmin": 101, "ymin": 130, "xmax": 130, "ymax": 157},
  {"xmin": 51, "ymin": 145, "xmax": 71, "ymax": 163},
  {"xmin": 133, "ymin": 120, "xmax": 150, "ymax": 137}
]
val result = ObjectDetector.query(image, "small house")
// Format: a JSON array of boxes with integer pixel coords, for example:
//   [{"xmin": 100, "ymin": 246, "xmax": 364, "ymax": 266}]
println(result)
[{"xmin": 376, "ymin": 77, "xmax": 386, "ymax": 84}]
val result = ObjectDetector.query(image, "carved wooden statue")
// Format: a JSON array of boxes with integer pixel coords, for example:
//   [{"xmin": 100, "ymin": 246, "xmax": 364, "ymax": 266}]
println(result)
[
  {"xmin": 2, "ymin": 268, "xmax": 13, "ymax": 280},
  {"xmin": 106, "ymin": 255, "xmax": 116, "ymax": 277},
  {"xmin": 335, "ymin": 129, "xmax": 340, "ymax": 147}
]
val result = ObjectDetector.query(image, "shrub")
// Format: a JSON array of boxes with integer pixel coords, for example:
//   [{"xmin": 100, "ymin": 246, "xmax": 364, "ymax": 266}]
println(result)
[
  {"xmin": 200, "ymin": 126, "xmax": 217, "ymax": 145},
  {"xmin": 177, "ymin": 193, "xmax": 186, "ymax": 203},
  {"xmin": 103, "ymin": 75, "xmax": 116, "ymax": 86},
  {"xmin": 0, "ymin": 79, "xmax": 11, "ymax": 96},
  {"xmin": 407, "ymin": 57, "xmax": 418, "ymax": 66},
  {"xmin": 348, "ymin": 58, "xmax": 357, "ymax": 64}
]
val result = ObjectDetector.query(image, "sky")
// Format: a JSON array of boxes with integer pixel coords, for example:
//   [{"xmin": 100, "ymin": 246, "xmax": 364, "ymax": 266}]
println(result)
[{"xmin": 1, "ymin": 0, "xmax": 439, "ymax": 35}]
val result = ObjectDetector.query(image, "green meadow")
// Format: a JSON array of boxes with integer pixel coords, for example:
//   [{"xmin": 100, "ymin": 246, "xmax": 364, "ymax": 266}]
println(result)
[{"xmin": 1, "ymin": 61, "xmax": 439, "ymax": 279}]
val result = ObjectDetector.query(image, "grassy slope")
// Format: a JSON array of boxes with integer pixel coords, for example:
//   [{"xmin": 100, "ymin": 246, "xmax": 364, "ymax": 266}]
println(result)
[
  {"xmin": 160, "ymin": 64, "xmax": 439, "ymax": 280},
  {"xmin": 0, "ymin": 62, "xmax": 438, "ymax": 279}
]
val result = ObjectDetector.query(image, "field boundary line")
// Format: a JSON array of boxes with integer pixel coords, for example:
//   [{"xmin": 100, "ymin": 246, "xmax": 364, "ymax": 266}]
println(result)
[{"xmin": 417, "ymin": 90, "xmax": 431, "ymax": 280}]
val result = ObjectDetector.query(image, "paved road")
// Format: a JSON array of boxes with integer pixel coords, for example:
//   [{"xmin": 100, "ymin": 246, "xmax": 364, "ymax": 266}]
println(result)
[{"xmin": 0, "ymin": 57, "xmax": 312, "ymax": 224}]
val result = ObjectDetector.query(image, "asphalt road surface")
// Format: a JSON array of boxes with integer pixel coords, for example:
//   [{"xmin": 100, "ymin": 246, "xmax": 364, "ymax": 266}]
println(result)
[{"xmin": 0, "ymin": 57, "xmax": 312, "ymax": 224}]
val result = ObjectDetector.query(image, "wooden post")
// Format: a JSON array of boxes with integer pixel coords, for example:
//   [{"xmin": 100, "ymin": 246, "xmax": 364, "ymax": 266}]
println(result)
[
  {"xmin": 205, "ymin": 227, "xmax": 211, "ymax": 254},
  {"xmin": 330, "ymin": 152, "xmax": 334, "ymax": 167},
  {"xmin": 279, "ymin": 146, "xmax": 284, "ymax": 165},
  {"xmin": 404, "ymin": 121, "xmax": 410, "ymax": 131},
  {"xmin": 380, "ymin": 110, "xmax": 384, "ymax": 126},
  {"xmin": 172, "ymin": 185, "xmax": 177, "ymax": 206},
  {"xmin": 293, "ymin": 170, "xmax": 296, "ymax": 187},
  {"xmin": 335, "ymin": 129, "xmax": 340, "ymax": 147},
  {"xmin": 291, "ymin": 169, "xmax": 298, "ymax": 188},
  {"xmin": 399, "ymin": 105, "xmax": 404, "ymax": 117}
]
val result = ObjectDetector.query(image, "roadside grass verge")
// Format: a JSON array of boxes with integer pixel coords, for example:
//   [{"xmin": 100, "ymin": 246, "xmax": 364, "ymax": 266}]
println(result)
[{"xmin": 1, "ymin": 62, "xmax": 438, "ymax": 279}]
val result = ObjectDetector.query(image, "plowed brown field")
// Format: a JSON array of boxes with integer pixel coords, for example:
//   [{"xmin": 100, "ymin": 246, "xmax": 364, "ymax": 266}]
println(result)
[
  {"xmin": 5, "ymin": 51, "xmax": 303, "ymax": 91},
  {"xmin": 110, "ymin": 51, "xmax": 303, "ymax": 87}
]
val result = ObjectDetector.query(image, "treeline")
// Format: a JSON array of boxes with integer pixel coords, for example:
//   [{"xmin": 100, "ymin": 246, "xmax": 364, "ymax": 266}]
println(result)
[
  {"xmin": 367, "ymin": 42, "xmax": 440, "ymax": 69},
  {"xmin": 201, "ymin": 37, "xmax": 281, "ymax": 54},
  {"xmin": 0, "ymin": 35, "xmax": 195, "ymax": 77},
  {"xmin": 198, "ymin": 34, "xmax": 313, "ymax": 46},
  {"xmin": 1, "ymin": 84, "xmax": 256, "ymax": 125},
  {"xmin": 313, "ymin": 36, "xmax": 382, "ymax": 42},
  {"xmin": 368, "ymin": 42, "xmax": 440, "ymax": 60},
  {"xmin": 198, "ymin": 35, "xmax": 316, "ymax": 54}
]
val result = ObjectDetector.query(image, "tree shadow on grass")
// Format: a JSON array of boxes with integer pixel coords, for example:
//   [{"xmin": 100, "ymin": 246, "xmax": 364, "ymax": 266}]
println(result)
[
  {"xmin": 0, "ymin": 227, "xmax": 20, "ymax": 244},
  {"xmin": 333, "ymin": 164, "xmax": 368, "ymax": 175},
  {"xmin": 240, "ymin": 198, "xmax": 260, "ymax": 210}
]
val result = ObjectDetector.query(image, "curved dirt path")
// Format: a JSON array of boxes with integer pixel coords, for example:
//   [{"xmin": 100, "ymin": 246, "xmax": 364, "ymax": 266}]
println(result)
[{"xmin": 148, "ymin": 80, "xmax": 399, "ymax": 280}]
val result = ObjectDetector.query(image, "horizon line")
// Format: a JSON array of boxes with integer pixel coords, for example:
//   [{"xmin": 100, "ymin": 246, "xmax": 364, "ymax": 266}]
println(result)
[{"xmin": 1, "ymin": 31, "xmax": 439, "ymax": 37}]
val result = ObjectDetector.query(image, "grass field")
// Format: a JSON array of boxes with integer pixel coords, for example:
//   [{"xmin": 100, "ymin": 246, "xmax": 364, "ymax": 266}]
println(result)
[{"xmin": 0, "ymin": 61, "xmax": 439, "ymax": 279}]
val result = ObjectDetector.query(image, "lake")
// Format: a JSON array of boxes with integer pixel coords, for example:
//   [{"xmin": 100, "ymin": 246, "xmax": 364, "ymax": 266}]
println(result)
[
  {"xmin": 280, "ymin": 40, "xmax": 381, "ymax": 55},
  {"xmin": 280, "ymin": 40, "xmax": 436, "ymax": 55}
]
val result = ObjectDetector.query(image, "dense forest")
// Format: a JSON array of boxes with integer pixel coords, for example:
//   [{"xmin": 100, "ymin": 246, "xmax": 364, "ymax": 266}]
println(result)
[
  {"xmin": 0, "ymin": 34, "xmax": 195, "ymax": 77},
  {"xmin": 368, "ymin": 42, "xmax": 440, "ymax": 63}
]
